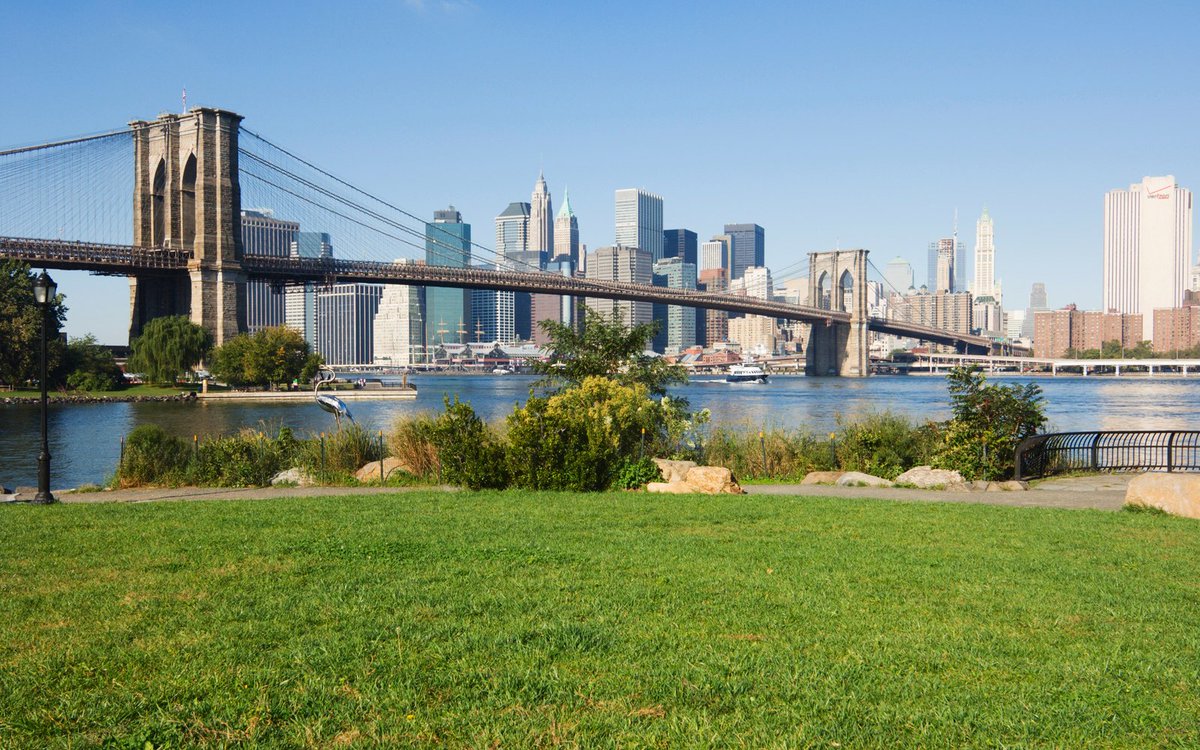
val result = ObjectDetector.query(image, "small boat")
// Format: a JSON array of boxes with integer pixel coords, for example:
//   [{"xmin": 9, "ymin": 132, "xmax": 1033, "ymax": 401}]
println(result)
[
  {"xmin": 492, "ymin": 367, "xmax": 513, "ymax": 375},
  {"xmin": 726, "ymin": 364, "xmax": 768, "ymax": 383}
]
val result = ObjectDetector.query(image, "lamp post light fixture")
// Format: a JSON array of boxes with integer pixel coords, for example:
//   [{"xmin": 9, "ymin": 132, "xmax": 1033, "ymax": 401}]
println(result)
[{"xmin": 31, "ymin": 270, "xmax": 57, "ymax": 505}]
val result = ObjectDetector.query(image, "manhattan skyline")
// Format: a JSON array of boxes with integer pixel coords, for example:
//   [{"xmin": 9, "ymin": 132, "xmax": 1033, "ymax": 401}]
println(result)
[{"xmin": 3, "ymin": 1, "xmax": 1198, "ymax": 343}]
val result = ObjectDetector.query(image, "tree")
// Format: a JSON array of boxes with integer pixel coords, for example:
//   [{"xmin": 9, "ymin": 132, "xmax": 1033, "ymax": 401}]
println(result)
[
  {"xmin": 0, "ymin": 260, "xmax": 67, "ymax": 386},
  {"xmin": 64, "ymin": 335, "xmax": 125, "ymax": 391},
  {"xmin": 932, "ymin": 365, "xmax": 1046, "ymax": 480},
  {"xmin": 209, "ymin": 326, "xmax": 321, "ymax": 387},
  {"xmin": 127, "ymin": 316, "xmax": 212, "ymax": 385},
  {"xmin": 533, "ymin": 308, "xmax": 686, "ymax": 397}
]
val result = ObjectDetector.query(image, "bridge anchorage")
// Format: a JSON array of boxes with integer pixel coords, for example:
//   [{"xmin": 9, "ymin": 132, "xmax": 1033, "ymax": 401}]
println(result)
[{"xmin": 0, "ymin": 106, "xmax": 997, "ymax": 375}]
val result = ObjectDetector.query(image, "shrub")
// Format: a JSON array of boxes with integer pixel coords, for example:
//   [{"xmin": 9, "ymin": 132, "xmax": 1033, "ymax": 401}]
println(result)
[
  {"xmin": 387, "ymin": 414, "xmax": 441, "ymax": 481},
  {"xmin": 117, "ymin": 425, "xmax": 190, "ymax": 487},
  {"xmin": 506, "ymin": 377, "xmax": 663, "ymax": 491},
  {"xmin": 297, "ymin": 423, "xmax": 386, "ymax": 480},
  {"xmin": 612, "ymin": 456, "xmax": 663, "ymax": 490},
  {"xmin": 427, "ymin": 397, "xmax": 508, "ymax": 490},
  {"xmin": 186, "ymin": 428, "xmax": 299, "ymax": 487},
  {"xmin": 932, "ymin": 366, "xmax": 1046, "ymax": 480},
  {"xmin": 835, "ymin": 412, "xmax": 939, "ymax": 480},
  {"xmin": 702, "ymin": 426, "xmax": 834, "ymax": 480}
]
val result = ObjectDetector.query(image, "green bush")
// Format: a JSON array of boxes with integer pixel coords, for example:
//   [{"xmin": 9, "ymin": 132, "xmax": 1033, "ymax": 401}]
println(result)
[
  {"xmin": 387, "ymin": 414, "xmax": 441, "ymax": 481},
  {"xmin": 612, "ymin": 456, "xmax": 663, "ymax": 490},
  {"xmin": 931, "ymin": 366, "xmax": 1046, "ymax": 481},
  {"xmin": 186, "ymin": 428, "xmax": 299, "ymax": 487},
  {"xmin": 835, "ymin": 412, "xmax": 939, "ymax": 480},
  {"xmin": 427, "ymin": 397, "xmax": 508, "ymax": 490},
  {"xmin": 297, "ymin": 423, "xmax": 386, "ymax": 480},
  {"xmin": 117, "ymin": 425, "xmax": 190, "ymax": 487},
  {"xmin": 702, "ymin": 426, "xmax": 834, "ymax": 480}
]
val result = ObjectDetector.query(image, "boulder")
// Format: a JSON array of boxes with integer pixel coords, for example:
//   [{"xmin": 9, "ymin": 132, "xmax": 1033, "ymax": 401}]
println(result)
[
  {"xmin": 355, "ymin": 457, "xmax": 414, "ymax": 483},
  {"xmin": 684, "ymin": 466, "xmax": 745, "ymax": 494},
  {"xmin": 834, "ymin": 471, "xmax": 894, "ymax": 488},
  {"xmin": 653, "ymin": 458, "xmax": 697, "ymax": 484},
  {"xmin": 270, "ymin": 468, "xmax": 317, "ymax": 487},
  {"xmin": 801, "ymin": 471, "xmax": 845, "ymax": 486},
  {"xmin": 646, "ymin": 481, "xmax": 693, "ymax": 495},
  {"xmin": 1125, "ymin": 473, "xmax": 1200, "ymax": 519},
  {"xmin": 995, "ymin": 480, "xmax": 1029, "ymax": 492},
  {"xmin": 894, "ymin": 466, "xmax": 965, "ymax": 489},
  {"xmin": 972, "ymin": 480, "xmax": 992, "ymax": 491}
]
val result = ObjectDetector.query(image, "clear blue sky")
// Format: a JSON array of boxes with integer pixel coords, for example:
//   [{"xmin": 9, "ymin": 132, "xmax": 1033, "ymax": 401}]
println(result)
[{"xmin": 3, "ymin": 0, "xmax": 1198, "ymax": 344}]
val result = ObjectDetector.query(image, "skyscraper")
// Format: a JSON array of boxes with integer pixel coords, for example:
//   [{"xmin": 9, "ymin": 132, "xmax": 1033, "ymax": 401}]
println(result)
[
  {"xmin": 615, "ymin": 188, "xmax": 664, "ymax": 262},
  {"xmin": 662, "ymin": 229, "xmax": 698, "ymax": 267},
  {"xmin": 316, "ymin": 284, "xmax": 383, "ymax": 366},
  {"xmin": 553, "ymin": 188, "xmax": 580, "ymax": 267},
  {"xmin": 699, "ymin": 238, "xmax": 729, "ymax": 274},
  {"xmin": 495, "ymin": 202, "xmax": 533, "ymax": 342},
  {"xmin": 585, "ymin": 245, "xmax": 652, "ymax": 327},
  {"xmin": 651, "ymin": 257, "xmax": 697, "ymax": 354},
  {"xmin": 529, "ymin": 172, "xmax": 553, "ymax": 258},
  {"xmin": 1024, "ymin": 282, "xmax": 1048, "ymax": 339},
  {"xmin": 373, "ymin": 259, "xmax": 425, "ymax": 365},
  {"xmin": 883, "ymin": 257, "xmax": 914, "ymax": 295},
  {"xmin": 927, "ymin": 238, "xmax": 964, "ymax": 293},
  {"xmin": 425, "ymin": 207, "xmax": 471, "ymax": 347},
  {"xmin": 285, "ymin": 231, "xmax": 332, "ymax": 348},
  {"xmin": 724, "ymin": 223, "xmax": 764, "ymax": 281},
  {"xmin": 242, "ymin": 209, "xmax": 299, "ymax": 332},
  {"xmin": 1103, "ymin": 175, "xmax": 1194, "ymax": 341},
  {"xmin": 973, "ymin": 208, "xmax": 999, "ymax": 301}
]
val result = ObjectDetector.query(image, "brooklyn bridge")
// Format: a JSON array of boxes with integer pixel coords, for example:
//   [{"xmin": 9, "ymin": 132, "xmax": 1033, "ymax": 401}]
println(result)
[{"xmin": 0, "ymin": 107, "xmax": 992, "ymax": 376}]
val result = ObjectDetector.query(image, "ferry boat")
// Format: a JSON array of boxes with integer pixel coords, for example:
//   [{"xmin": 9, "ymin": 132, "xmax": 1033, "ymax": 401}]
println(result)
[{"xmin": 725, "ymin": 364, "xmax": 768, "ymax": 383}]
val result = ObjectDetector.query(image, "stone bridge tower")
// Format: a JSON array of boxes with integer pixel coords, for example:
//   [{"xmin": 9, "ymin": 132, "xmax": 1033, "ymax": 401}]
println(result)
[
  {"xmin": 806, "ymin": 249, "xmax": 869, "ymax": 377},
  {"xmin": 129, "ymin": 108, "xmax": 245, "ymax": 346}
]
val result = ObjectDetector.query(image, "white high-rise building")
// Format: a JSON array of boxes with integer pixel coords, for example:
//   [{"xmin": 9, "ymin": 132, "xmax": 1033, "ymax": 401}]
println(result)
[
  {"xmin": 529, "ymin": 172, "xmax": 553, "ymax": 258},
  {"xmin": 883, "ymin": 256, "xmax": 914, "ymax": 295},
  {"xmin": 973, "ymin": 208, "xmax": 999, "ymax": 303},
  {"xmin": 1104, "ymin": 176, "xmax": 1193, "ymax": 341},
  {"xmin": 614, "ymin": 188, "xmax": 663, "ymax": 262},
  {"xmin": 699, "ymin": 239, "xmax": 728, "ymax": 273},
  {"xmin": 731, "ymin": 266, "xmax": 773, "ymax": 300},
  {"xmin": 373, "ymin": 260, "xmax": 425, "ymax": 366}
]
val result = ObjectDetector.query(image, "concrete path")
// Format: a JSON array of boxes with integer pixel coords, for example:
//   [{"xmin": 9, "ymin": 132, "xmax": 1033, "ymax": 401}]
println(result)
[{"xmin": 3, "ymin": 475, "xmax": 1130, "ymax": 512}]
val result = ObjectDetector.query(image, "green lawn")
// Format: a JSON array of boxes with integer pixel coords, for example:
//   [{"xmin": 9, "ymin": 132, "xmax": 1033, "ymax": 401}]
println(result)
[
  {"xmin": 3, "ymin": 384, "xmax": 193, "ymax": 399},
  {"xmin": 2, "ymin": 493, "xmax": 1198, "ymax": 748}
]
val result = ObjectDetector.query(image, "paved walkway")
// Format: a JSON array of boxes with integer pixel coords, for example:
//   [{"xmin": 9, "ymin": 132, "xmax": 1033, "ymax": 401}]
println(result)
[{"xmin": 5, "ymin": 475, "xmax": 1130, "ymax": 511}]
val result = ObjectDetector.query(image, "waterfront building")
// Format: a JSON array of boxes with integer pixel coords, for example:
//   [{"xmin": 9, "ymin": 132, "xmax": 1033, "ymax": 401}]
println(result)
[
  {"xmin": 372, "ymin": 259, "xmax": 425, "ymax": 366},
  {"xmin": 883, "ymin": 257, "xmax": 914, "ymax": 296},
  {"xmin": 531, "ymin": 258, "xmax": 576, "ymax": 347},
  {"xmin": 699, "ymin": 237, "xmax": 729, "ymax": 275},
  {"xmin": 424, "ymin": 207, "xmax": 471, "ymax": 346},
  {"xmin": 698, "ymin": 268, "xmax": 728, "ymax": 346},
  {"xmin": 470, "ymin": 268, "xmax": 498, "ymax": 344},
  {"xmin": 284, "ymin": 231, "xmax": 332, "ymax": 348},
  {"xmin": 316, "ymin": 283, "xmax": 383, "ymax": 366},
  {"xmin": 496, "ymin": 201, "xmax": 534, "ymax": 342},
  {"xmin": 615, "ymin": 188, "xmax": 664, "ymax": 262},
  {"xmin": 585, "ymin": 245, "xmax": 652, "ymax": 327},
  {"xmin": 552, "ymin": 188, "xmax": 580, "ymax": 267},
  {"xmin": 889, "ymin": 290, "xmax": 972, "ymax": 336},
  {"xmin": 651, "ymin": 257, "xmax": 697, "ymax": 354},
  {"xmin": 725, "ymin": 223, "xmax": 765, "ymax": 281},
  {"xmin": 727, "ymin": 315, "xmax": 776, "ymax": 357},
  {"xmin": 1104, "ymin": 175, "xmax": 1194, "ymax": 341},
  {"xmin": 1152, "ymin": 305, "xmax": 1200, "ymax": 353},
  {"xmin": 1032, "ymin": 307, "xmax": 1142, "ymax": 358},
  {"xmin": 529, "ymin": 172, "xmax": 553, "ymax": 259},
  {"xmin": 663, "ymin": 229, "xmax": 698, "ymax": 267},
  {"xmin": 973, "ymin": 208, "xmax": 1000, "ymax": 303},
  {"xmin": 242, "ymin": 209, "xmax": 300, "ymax": 332}
]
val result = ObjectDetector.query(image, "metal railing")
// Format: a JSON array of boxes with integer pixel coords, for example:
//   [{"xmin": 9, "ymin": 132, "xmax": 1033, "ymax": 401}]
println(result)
[{"xmin": 1014, "ymin": 431, "xmax": 1200, "ymax": 480}]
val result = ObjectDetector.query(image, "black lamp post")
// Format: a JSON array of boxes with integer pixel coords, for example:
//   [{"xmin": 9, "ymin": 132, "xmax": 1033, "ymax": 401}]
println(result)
[{"xmin": 31, "ymin": 270, "xmax": 57, "ymax": 505}]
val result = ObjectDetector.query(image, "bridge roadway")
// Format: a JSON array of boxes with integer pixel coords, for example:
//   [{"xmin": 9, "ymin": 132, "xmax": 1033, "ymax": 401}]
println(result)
[{"xmin": 0, "ymin": 235, "xmax": 992, "ymax": 351}]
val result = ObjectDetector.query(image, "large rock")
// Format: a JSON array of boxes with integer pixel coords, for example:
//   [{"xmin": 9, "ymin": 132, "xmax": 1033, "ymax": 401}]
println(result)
[
  {"xmin": 355, "ymin": 457, "xmax": 414, "ymax": 483},
  {"xmin": 835, "ymin": 471, "xmax": 894, "ymax": 488},
  {"xmin": 801, "ymin": 471, "xmax": 845, "ymax": 485},
  {"xmin": 653, "ymin": 458, "xmax": 697, "ymax": 483},
  {"xmin": 684, "ymin": 466, "xmax": 744, "ymax": 494},
  {"xmin": 1125, "ymin": 473, "xmax": 1200, "ymax": 519},
  {"xmin": 270, "ymin": 468, "xmax": 317, "ymax": 487},
  {"xmin": 894, "ymin": 466, "xmax": 965, "ymax": 489},
  {"xmin": 645, "ymin": 465, "xmax": 745, "ymax": 495}
]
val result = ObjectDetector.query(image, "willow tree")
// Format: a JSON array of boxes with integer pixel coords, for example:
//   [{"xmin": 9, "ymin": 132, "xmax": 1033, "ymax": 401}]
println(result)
[{"xmin": 127, "ymin": 316, "xmax": 212, "ymax": 385}]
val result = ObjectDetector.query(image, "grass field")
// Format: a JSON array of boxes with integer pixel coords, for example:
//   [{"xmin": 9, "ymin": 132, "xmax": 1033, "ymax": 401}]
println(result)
[
  {"xmin": 2, "ymin": 492, "xmax": 1198, "ymax": 748},
  {"xmin": 3, "ymin": 384, "xmax": 192, "ymax": 399}
]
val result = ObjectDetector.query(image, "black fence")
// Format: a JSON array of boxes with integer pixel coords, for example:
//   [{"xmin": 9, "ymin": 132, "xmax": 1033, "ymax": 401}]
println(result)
[{"xmin": 1014, "ymin": 431, "xmax": 1200, "ymax": 480}]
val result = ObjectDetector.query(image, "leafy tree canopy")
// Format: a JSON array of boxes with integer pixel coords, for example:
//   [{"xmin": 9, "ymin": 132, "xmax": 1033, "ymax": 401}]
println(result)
[
  {"xmin": 533, "ymin": 308, "xmax": 686, "ymax": 397},
  {"xmin": 932, "ymin": 365, "xmax": 1046, "ymax": 480},
  {"xmin": 0, "ymin": 260, "xmax": 67, "ymax": 386},
  {"xmin": 65, "ymin": 335, "xmax": 125, "ymax": 391},
  {"xmin": 127, "ymin": 316, "xmax": 212, "ymax": 385},
  {"xmin": 210, "ymin": 326, "xmax": 321, "ymax": 387}
]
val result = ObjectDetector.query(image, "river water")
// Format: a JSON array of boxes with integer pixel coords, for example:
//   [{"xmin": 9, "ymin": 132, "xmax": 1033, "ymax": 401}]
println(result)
[{"xmin": 2, "ymin": 373, "xmax": 1198, "ymax": 489}]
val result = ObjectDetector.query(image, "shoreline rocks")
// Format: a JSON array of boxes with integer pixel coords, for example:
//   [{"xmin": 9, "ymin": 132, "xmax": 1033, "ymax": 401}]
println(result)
[
  {"xmin": 648, "ymin": 463, "xmax": 744, "ymax": 495},
  {"xmin": 1, "ymin": 392, "xmax": 198, "ymax": 405}
]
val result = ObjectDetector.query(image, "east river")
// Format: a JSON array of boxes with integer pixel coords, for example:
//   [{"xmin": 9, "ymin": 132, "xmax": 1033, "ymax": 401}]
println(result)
[{"xmin": 3, "ymin": 373, "xmax": 1199, "ymax": 489}]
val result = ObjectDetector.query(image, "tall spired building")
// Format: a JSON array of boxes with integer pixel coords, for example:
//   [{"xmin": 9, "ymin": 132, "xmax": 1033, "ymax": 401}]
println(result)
[
  {"xmin": 553, "ymin": 188, "xmax": 580, "ymax": 267},
  {"xmin": 1104, "ymin": 175, "xmax": 1194, "ymax": 341},
  {"xmin": 972, "ymin": 208, "xmax": 999, "ymax": 302},
  {"xmin": 529, "ymin": 171, "xmax": 553, "ymax": 263}
]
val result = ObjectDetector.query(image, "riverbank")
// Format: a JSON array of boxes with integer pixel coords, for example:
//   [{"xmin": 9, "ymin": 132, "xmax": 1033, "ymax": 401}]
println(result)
[
  {"xmin": 197, "ymin": 386, "xmax": 417, "ymax": 402},
  {"xmin": 1, "ymin": 392, "xmax": 197, "ymax": 405}
]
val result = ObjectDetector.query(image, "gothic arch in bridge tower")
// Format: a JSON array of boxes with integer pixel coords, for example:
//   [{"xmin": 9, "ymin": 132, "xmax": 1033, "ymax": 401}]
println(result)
[
  {"xmin": 805, "ymin": 249, "xmax": 870, "ymax": 377},
  {"xmin": 129, "ymin": 108, "xmax": 246, "ymax": 346}
]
